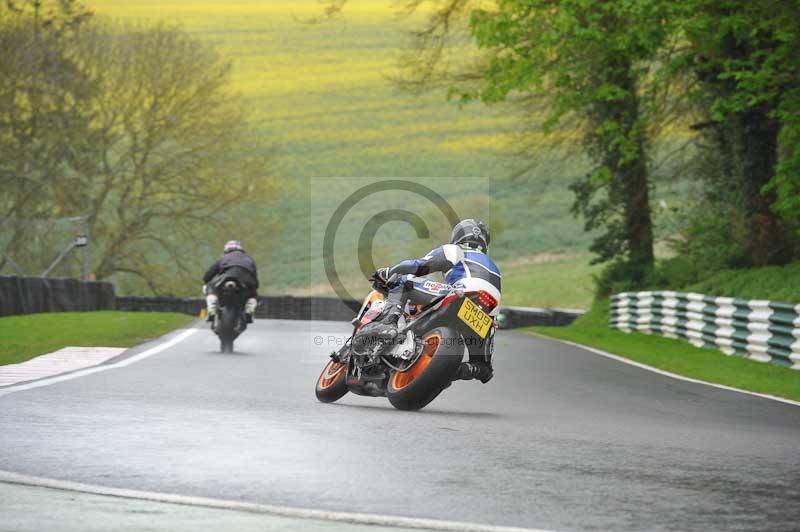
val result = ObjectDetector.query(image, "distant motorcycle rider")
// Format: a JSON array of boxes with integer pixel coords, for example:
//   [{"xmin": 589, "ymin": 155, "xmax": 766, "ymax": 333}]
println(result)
[
  {"xmin": 358, "ymin": 219, "xmax": 501, "ymax": 383},
  {"xmin": 203, "ymin": 240, "xmax": 259, "ymax": 323}
]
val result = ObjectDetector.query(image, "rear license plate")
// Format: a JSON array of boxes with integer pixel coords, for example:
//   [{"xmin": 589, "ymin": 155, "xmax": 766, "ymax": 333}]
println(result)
[{"xmin": 457, "ymin": 298, "xmax": 492, "ymax": 338}]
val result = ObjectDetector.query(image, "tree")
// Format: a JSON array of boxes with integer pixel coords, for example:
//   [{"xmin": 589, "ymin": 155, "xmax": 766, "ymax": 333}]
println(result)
[
  {"xmin": 674, "ymin": 0, "xmax": 800, "ymax": 266},
  {"xmin": 0, "ymin": 7, "xmax": 279, "ymax": 294},
  {"xmin": 317, "ymin": 1, "xmax": 676, "ymax": 286},
  {"xmin": 74, "ymin": 22, "xmax": 278, "ymax": 293},
  {"xmin": 0, "ymin": 0, "xmax": 95, "ymax": 272},
  {"xmin": 465, "ymin": 1, "xmax": 673, "ymax": 284}
]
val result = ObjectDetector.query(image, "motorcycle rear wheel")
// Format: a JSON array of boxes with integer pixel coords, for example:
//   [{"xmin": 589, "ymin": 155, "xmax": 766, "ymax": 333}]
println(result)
[
  {"xmin": 386, "ymin": 327, "xmax": 463, "ymax": 411},
  {"xmin": 219, "ymin": 306, "xmax": 237, "ymax": 353}
]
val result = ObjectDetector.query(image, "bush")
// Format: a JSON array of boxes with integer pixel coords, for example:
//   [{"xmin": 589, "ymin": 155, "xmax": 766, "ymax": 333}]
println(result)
[
  {"xmin": 601, "ymin": 255, "xmax": 800, "ymax": 304},
  {"xmin": 677, "ymin": 203, "xmax": 752, "ymax": 271},
  {"xmin": 594, "ymin": 259, "xmax": 655, "ymax": 298},
  {"xmin": 683, "ymin": 262, "xmax": 800, "ymax": 302},
  {"xmin": 644, "ymin": 255, "xmax": 707, "ymax": 290}
]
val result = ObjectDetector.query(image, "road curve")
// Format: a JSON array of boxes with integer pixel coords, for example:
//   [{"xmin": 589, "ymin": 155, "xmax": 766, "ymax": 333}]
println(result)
[{"xmin": 0, "ymin": 320, "xmax": 798, "ymax": 531}]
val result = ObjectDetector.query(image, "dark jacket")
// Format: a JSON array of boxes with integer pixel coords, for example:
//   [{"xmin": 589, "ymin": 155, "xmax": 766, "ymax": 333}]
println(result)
[{"xmin": 203, "ymin": 250, "xmax": 259, "ymax": 290}]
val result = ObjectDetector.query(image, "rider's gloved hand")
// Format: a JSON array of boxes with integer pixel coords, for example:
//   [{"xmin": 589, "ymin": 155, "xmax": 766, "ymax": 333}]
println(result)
[
  {"xmin": 369, "ymin": 267, "xmax": 391, "ymax": 287},
  {"xmin": 202, "ymin": 284, "xmax": 208, "ymax": 295}
]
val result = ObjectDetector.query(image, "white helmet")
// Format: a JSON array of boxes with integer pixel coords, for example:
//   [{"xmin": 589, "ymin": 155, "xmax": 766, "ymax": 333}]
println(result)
[{"xmin": 223, "ymin": 240, "xmax": 244, "ymax": 254}]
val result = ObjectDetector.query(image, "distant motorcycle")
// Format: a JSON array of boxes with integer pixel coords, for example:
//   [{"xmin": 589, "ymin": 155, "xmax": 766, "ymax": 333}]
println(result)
[
  {"xmin": 209, "ymin": 277, "xmax": 248, "ymax": 353},
  {"xmin": 315, "ymin": 277, "xmax": 498, "ymax": 410}
]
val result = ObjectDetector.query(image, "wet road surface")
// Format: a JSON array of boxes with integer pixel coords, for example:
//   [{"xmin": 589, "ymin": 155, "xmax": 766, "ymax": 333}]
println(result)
[{"xmin": 1, "ymin": 320, "xmax": 798, "ymax": 531}]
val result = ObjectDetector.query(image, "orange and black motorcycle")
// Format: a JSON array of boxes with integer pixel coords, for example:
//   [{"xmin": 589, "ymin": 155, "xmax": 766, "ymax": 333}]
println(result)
[{"xmin": 315, "ymin": 278, "xmax": 498, "ymax": 411}]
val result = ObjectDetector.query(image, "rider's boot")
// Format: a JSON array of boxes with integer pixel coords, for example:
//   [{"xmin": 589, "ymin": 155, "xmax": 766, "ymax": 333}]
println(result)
[
  {"xmin": 205, "ymin": 293, "xmax": 218, "ymax": 323},
  {"xmin": 455, "ymin": 361, "xmax": 493, "ymax": 383},
  {"xmin": 244, "ymin": 297, "xmax": 257, "ymax": 323}
]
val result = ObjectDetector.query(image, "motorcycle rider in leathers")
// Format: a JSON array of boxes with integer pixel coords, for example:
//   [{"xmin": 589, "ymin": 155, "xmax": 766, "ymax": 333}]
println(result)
[
  {"xmin": 357, "ymin": 219, "xmax": 500, "ymax": 383},
  {"xmin": 202, "ymin": 240, "xmax": 259, "ymax": 323}
]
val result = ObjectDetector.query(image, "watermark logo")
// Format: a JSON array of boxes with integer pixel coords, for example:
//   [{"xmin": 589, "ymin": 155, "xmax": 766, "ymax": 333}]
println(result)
[{"xmin": 319, "ymin": 179, "xmax": 465, "ymax": 312}]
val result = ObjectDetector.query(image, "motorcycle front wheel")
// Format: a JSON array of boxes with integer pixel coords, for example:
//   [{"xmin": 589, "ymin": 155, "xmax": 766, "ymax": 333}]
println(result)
[
  {"xmin": 315, "ymin": 356, "xmax": 349, "ymax": 403},
  {"xmin": 386, "ymin": 327, "xmax": 463, "ymax": 411}
]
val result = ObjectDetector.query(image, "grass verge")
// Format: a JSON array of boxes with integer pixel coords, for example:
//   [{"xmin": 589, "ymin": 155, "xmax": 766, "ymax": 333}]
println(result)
[
  {"xmin": 0, "ymin": 311, "xmax": 194, "ymax": 366},
  {"xmin": 531, "ymin": 300, "xmax": 800, "ymax": 402},
  {"xmin": 496, "ymin": 253, "xmax": 599, "ymax": 309}
]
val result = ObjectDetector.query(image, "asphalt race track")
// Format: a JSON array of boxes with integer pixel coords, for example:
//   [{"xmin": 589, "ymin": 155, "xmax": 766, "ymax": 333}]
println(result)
[{"xmin": 1, "ymin": 320, "xmax": 799, "ymax": 531}]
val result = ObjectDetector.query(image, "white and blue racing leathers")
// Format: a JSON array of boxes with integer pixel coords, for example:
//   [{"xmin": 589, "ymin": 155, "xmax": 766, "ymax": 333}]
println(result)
[{"xmin": 386, "ymin": 244, "xmax": 502, "ymax": 315}]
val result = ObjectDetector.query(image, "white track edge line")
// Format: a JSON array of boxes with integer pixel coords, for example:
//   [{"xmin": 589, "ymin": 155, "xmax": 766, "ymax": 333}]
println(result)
[
  {"xmin": 0, "ymin": 471, "xmax": 555, "ymax": 532},
  {"xmin": 0, "ymin": 328, "xmax": 198, "ymax": 398},
  {"xmin": 535, "ymin": 334, "xmax": 800, "ymax": 408}
]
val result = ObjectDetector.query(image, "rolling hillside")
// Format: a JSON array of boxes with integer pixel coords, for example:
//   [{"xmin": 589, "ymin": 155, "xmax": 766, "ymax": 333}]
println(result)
[{"xmin": 87, "ymin": 0, "xmax": 683, "ymax": 307}]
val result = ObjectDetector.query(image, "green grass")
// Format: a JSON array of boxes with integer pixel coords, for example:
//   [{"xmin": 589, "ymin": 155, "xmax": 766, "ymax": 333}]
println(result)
[
  {"xmin": 531, "ymin": 301, "xmax": 800, "ymax": 402},
  {"xmin": 0, "ymin": 311, "xmax": 193, "ymax": 366},
  {"xmin": 499, "ymin": 254, "xmax": 600, "ymax": 309},
  {"xmin": 682, "ymin": 261, "xmax": 800, "ymax": 303}
]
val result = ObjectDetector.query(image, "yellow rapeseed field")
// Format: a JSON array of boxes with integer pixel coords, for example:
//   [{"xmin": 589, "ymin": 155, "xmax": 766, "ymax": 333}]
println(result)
[
  {"xmin": 87, "ymin": 0, "xmax": 517, "ymax": 179},
  {"xmin": 84, "ymin": 1, "xmax": 607, "ymax": 307}
]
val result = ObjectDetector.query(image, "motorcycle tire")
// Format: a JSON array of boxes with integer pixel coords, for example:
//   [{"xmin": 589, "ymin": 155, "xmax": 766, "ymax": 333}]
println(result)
[
  {"xmin": 386, "ymin": 327, "xmax": 463, "ymax": 411},
  {"xmin": 219, "ymin": 306, "xmax": 237, "ymax": 353},
  {"xmin": 315, "ymin": 354, "xmax": 349, "ymax": 403}
]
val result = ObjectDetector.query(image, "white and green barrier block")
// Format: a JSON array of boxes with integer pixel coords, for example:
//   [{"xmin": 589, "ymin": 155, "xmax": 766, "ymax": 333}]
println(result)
[{"xmin": 610, "ymin": 291, "xmax": 800, "ymax": 369}]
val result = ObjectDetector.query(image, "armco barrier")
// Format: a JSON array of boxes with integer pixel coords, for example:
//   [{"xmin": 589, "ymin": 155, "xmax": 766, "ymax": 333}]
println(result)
[
  {"xmin": 117, "ymin": 295, "xmax": 358, "ymax": 322},
  {"xmin": 256, "ymin": 296, "xmax": 357, "ymax": 321},
  {"xmin": 118, "ymin": 296, "xmax": 581, "ymax": 328},
  {"xmin": 0, "ymin": 276, "xmax": 115, "ymax": 317},
  {"xmin": 610, "ymin": 291, "xmax": 800, "ymax": 369},
  {"xmin": 0, "ymin": 275, "xmax": 582, "ymax": 328},
  {"xmin": 116, "ymin": 296, "xmax": 204, "ymax": 316},
  {"xmin": 497, "ymin": 306, "xmax": 583, "ymax": 329}
]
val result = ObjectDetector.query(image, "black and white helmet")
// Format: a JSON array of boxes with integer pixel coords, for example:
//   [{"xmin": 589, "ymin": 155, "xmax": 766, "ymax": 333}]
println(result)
[{"xmin": 450, "ymin": 219, "xmax": 490, "ymax": 252}]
